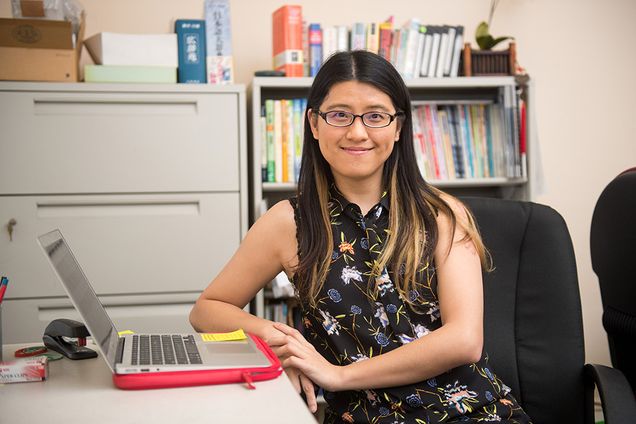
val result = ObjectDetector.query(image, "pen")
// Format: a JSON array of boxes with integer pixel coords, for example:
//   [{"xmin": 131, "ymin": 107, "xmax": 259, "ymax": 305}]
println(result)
[{"xmin": 0, "ymin": 276, "xmax": 8, "ymax": 304}]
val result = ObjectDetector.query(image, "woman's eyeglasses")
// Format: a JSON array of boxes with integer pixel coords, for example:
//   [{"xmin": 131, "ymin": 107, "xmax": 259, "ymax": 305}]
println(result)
[{"xmin": 316, "ymin": 110, "xmax": 403, "ymax": 128}]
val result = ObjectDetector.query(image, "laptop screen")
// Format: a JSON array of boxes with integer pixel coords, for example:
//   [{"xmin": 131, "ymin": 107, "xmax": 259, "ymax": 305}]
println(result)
[{"xmin": 38, "ymin": 230, "xmax": 120, "ymax": 372}]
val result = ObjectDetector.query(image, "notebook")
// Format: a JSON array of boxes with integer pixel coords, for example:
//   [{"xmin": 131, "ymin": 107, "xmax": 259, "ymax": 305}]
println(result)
[{"xmin": 37, "ymin": 229, "xmax": 282, "ymax": 390}]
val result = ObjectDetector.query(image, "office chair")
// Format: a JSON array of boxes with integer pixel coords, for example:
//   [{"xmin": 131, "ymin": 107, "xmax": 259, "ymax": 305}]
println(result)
[
  {"xmin": 590, "ymin": 168, "xmax": 636, "ymax": 393},
  {"xmin": 462, "ymin": 197, "xmax": 636, "ymax": 424}
]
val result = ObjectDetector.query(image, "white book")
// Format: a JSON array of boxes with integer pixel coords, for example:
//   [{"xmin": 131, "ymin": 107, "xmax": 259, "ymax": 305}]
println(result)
[
  {"xmin": 419, "ymin": 28, "xmax": 433, "ymax": 77},
  {"xmin": 336, "ymin": 25, "xmax": 349, "ymax": 51},
  {"xmin": 426, "ymin": 27, "xmax": 441, "ymax": 78},
  {"xmin": 84, "ymin": 32, "xmax": 178, "ymax": 66},
  {"xmin": 449, "ymin": 26, "xmax": 464, "ymax": 78},
  {"xmin": 322, "ymin": 26, "xmax": 338, "ymax": 62},
  {"xmin": 435, "ymin": 26, "xmax": 449, "ymax": 78},
  {"xmin": 443, "ymin": 26, "xmax": 457, "ymax": 76},
  {"xmin": 413, "ymin": 25, "xmax": 426, "ymax": 78}
]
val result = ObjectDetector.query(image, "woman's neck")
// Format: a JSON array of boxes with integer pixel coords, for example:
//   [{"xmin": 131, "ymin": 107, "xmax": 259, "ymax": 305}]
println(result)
[{"xmin": 333, "ymin": 177, "xmax": 383, "ymax": 215}]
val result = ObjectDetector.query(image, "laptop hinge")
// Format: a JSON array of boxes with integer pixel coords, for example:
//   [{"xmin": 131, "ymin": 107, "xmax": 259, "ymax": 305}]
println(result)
[{"xmin": 115, "ymin": 337, "xmax": 125, "ymax": 364}]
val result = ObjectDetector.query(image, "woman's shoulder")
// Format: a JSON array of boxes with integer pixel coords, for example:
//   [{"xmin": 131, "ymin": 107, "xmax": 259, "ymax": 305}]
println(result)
[{"xmin": 256, "ymin": 199, "xmax": 297, "ymax": 234}]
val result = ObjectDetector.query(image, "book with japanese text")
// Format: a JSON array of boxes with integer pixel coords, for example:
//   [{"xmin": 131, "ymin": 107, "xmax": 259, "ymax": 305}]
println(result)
[
  {"xmin": 175, "ymin": 19, "xmax": 206, "ymax": 84},
  {"xmin": 204, "ymin": 0, "xmax": 233, "ymax": 84}
]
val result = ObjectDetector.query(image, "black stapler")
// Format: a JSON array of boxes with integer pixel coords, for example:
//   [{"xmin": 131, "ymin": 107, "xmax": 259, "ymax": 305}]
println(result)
[{"xmin": 43, "ymin": 318, "xmax": 98, "ymax": 360}]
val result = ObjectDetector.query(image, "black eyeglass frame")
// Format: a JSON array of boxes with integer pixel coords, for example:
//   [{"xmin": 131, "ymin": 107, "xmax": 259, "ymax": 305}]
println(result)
[{"xmin": 315, "ymin": 110, "xmax": 404, "ymax": 128}]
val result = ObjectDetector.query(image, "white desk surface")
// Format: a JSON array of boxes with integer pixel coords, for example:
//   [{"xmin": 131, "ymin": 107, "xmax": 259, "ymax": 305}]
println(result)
[{"xmin": 0, "ymin": 343, "xmax": 317, "ymax": 424}]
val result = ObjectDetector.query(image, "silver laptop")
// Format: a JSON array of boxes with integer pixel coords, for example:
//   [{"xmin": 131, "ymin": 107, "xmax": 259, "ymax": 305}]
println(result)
[{"xmin": 37, "ymin": 229, "xmax": 271, "ymax": 376}]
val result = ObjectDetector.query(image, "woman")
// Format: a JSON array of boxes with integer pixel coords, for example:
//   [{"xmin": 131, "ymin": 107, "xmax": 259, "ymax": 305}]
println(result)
[{"xmin": 190, "ymin": 50, "xmax": 531, "ymax": 423}]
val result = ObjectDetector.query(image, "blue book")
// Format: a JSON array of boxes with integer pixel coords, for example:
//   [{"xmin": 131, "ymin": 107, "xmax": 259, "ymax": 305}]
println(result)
[
  {"xmin": 175, "ymin": 19, "xmax": 207, "ymax": 83},
  {"xmin": 308, "ymin": 23, "xmax": 322, "ymax": 77}
]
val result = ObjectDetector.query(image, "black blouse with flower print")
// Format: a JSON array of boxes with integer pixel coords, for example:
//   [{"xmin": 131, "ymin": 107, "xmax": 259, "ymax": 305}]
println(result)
[{"xmin": 289, "ymin": 188, "xmax": 532, "ymax": 424}]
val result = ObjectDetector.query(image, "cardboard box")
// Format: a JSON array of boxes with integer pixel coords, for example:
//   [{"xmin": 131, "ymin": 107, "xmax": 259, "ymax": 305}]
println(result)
[{"xmin": 0, "ymin": 13, "xmax": 85, "ymax": 82}]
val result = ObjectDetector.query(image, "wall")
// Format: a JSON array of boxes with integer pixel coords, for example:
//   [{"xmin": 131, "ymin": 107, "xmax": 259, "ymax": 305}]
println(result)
[{"xmin": 2, "ymin": 0, "xmax": 635, "ymax": 368}]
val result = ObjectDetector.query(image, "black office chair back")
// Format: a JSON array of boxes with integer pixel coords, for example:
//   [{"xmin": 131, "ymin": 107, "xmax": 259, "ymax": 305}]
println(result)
[
  {"xmin": 463, "ymin": 197, "xmax": 586, "ymax": 424},
  {"xmin": 590, "ymin": 168, "xmax": 636, "ymax": 391}
]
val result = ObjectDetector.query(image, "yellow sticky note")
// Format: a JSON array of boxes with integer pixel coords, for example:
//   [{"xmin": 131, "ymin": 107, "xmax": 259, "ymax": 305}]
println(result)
[
  {"xmin": 201, "ymin": 329, "xmax": 247, "ymax": 342},
  {"xmin": 118, "ymin": 330, "xmax": 135, "ymax": 336}
]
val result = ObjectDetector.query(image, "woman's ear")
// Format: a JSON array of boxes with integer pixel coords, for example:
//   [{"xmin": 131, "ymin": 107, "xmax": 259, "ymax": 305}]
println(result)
[
  {"xmin": 394, "ymin": 121, "xmax": 402, "ymax": 142},
  {"xmin": 308, "ymin": 108, "xmax": 319, "ymax": 140}
]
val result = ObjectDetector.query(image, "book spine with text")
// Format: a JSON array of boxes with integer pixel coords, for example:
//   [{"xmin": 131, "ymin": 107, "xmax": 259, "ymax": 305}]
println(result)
[
  {"xmin": 273, "ymin": 5, "xmax": 304, "ymax": 77},
  {"xmin": 204, "ymin": 0, "xmax": 234, "ymax": 84},
  {"xmin": 175, "ymin": 19, "xmax": 206, "ymax": 84}
]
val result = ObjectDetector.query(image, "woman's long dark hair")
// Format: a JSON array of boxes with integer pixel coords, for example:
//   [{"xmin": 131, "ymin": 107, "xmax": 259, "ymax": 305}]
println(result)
[{"xmin": 294, "ymin": 50, "xmax": 487, "ymax": 308}]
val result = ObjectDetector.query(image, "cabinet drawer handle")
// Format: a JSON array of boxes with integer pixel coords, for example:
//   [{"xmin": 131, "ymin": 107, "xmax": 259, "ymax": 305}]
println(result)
[{"xmin": 6, "ymin": 218, "xmax": 17, "ymax": 241}]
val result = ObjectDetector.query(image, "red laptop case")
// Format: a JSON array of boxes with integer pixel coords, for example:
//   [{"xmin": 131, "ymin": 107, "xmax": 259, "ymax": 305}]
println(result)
[{"xmin": 113, "ymin": 334, "xmax": 283, "ymax": 390}]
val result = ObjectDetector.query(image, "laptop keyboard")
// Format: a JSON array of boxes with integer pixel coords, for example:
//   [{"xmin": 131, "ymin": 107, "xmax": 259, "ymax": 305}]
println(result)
[{"xmin": 131, "ymin": 335, "xmax": 202, "ymax": 365}]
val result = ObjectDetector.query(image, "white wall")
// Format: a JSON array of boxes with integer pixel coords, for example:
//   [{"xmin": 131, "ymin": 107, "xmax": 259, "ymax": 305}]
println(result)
[{"xmin": 3, "ymin": 0, "xmax": 635, "ymax": 367}]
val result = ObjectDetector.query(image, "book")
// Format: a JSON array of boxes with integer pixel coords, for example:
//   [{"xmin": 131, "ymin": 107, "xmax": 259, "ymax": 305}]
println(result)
[
  {"xmin": 419, "ymin": 25, "xmax": 433, "ymax": 77},
  {"xmin": 264, "ymin": 100, "xmax": 275, "ymax": 182},
  {"xmin": 412, "ymin": 24, "xmax": 426, "ymax": 78},
  {"xmin": 449, "ymin": 26, "xmax": 464, "ymax": 78},
  {"xmin": 322, "ymin": 26, "xmax": 337, "ymax": 63},
  {"xmin": 293, "ymin": 98, "xmax": 304, "ymax": 181},
  {"xmin": 308, "ymin": 23, "xmax": 322, "ymax": 77},
  {"xmin": 273, "ymin": 100, "xmax": 283, "ymax": 182},
  {"xmin": 260, "ymin": 115, "xmax": 267, "ymax": 182},
  {"xmin": 426, "ymin": 26, "xmax": 441, "ymax": 78},
  {"xmin": 350, "ymin": 22, "xmax": 366, "ymax": 50},
  {"xmin": 366, "ymin": 22, "xmax": 380, "ymax": 54},
  {"xmin": 435, "ymin": 25, "xmax": 450, "ymax": 78},
  {"xmin": 84, "ymin": 32, "xmax": 178, "ymax": 67},
  {"xmin": 175, "ymin": 19, "xmax": 206, "ymax": 84},
  {"xmin": 272, "ymin": 5, "xmax": 303, "ymax": 77},
  {"xmin": 336, "ymin": 25, "xmax": 349, "ymax": 52},
  {"xmin": 378, "ymin": 20, "xmax": 393, "ymax": 61},
  {"xmin": 442, "ymin": 26, "xmax": 457, "ymax": 76},
  {"xmin": 204, "ymin": 0, "xmax": 234, "ymax": 84},
  {"xmin": 401, "ymin": 19, "xmax": 421, "ymax": 78},
  {"xmin": 84, "ymin": 64, "xmax": 177, "ymax": 83}
]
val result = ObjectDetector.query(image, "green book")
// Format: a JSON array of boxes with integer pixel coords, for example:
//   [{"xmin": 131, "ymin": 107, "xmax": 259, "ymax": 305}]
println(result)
[{"xmin": 84, "ymin": 65, "xmax": 177, "ymax": 83}]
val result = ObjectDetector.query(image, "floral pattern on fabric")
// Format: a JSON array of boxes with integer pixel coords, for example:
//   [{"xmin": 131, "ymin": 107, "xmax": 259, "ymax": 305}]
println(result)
[{"xmin": 290, "ymin": 188, "xmax": 532, "ymax": 423}]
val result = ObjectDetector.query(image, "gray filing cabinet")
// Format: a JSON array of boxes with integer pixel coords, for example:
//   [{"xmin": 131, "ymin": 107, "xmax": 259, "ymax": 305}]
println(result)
[{"xmin": 0, "ymin": 82, "xmax": 248, "ymax": 343}]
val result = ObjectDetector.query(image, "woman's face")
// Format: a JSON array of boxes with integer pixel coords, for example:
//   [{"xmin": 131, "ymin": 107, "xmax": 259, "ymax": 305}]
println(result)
[{"xmin": 309, "ymin": 80, "xmax": 401, "ymax": 187}]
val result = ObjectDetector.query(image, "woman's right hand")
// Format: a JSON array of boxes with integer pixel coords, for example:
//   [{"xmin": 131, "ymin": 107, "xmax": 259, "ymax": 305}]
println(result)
[
  {"xmin": 263, "ymin": 323, "xmax": 318, "ymax": 413},
  {"xmin": 285, "ymin": 367, "xmax": 318, "ymax": 413}
]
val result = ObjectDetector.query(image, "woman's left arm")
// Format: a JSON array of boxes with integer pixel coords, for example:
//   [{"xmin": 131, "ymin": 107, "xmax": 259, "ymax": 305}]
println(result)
[{"xmin": 270, "ymin": 197, "xmax": 484, "ymax": 392}]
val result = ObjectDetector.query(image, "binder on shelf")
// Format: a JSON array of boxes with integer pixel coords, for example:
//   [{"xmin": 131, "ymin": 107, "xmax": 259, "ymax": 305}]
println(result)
[
  {"xmin": 449, "ymin": 26, "xmax": 464, "ymax": 78},
  {"xmin": 175, "ymin": 19, "xmax": 206, "ymax": 84},
  {"xmin": 204, "ymin": 0, "xmax": 234, "ymax": 84},
  {"xmin": 272, "ymin": 5, "xmax": 303, "ymax": 77}
]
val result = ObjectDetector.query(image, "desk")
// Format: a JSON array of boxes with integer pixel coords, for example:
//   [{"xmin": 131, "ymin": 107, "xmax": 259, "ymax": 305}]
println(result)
[{"xmin": 0, "ymin": 343, "xmax": 317, "ymax": 423}]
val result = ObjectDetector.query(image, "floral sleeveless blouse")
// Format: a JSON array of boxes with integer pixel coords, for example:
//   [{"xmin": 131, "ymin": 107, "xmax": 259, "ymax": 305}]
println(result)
[{"xmin": 290, "ymin": 189, "xmax": 532, "ymax": 424}]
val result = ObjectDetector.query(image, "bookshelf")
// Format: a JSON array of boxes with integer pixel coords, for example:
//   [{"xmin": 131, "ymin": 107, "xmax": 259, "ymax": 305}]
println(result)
[{"xmin": 249, "ymin": 75, "xmax": 533, "ymax": 319}]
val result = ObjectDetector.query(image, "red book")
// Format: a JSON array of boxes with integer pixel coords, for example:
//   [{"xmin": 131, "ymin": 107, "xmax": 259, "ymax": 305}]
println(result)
[{"xmin": 272, "ymin": 5, "xmax": 303, "ymax": 77}]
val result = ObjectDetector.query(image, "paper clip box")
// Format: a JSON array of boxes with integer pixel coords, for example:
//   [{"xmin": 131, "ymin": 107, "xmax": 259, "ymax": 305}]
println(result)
[{"xmin": 0, "ymin": 356, "xmax": 48, "ymax": 384}]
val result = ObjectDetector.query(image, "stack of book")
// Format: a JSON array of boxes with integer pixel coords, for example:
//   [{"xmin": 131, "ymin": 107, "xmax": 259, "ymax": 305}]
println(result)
[
  {"xmin": 84, "ymin": 32, "xmax": 178, "ymax": 83},
  {"xmin": 412, "ymin": 101, "xmax": 524, "ymax": 181},
  {"xmin": 260, "ymin": 98, "xmax": 307, "ymax": 183},
  {"xmin": 260, "ymin": 97, "xmax": 525, "ymax": 183},
  {"xmin": 272, "ymin": 6, "xmax": 467, "ymax": 79}
]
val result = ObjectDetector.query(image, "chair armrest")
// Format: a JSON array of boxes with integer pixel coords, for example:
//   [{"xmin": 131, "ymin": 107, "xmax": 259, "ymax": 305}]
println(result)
[{"xmin": 584, "ymin": 363, "xmax": 636, "ymax": 424}]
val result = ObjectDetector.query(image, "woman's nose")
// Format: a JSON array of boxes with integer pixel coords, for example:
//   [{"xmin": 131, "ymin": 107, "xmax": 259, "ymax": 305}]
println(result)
[{"xmin": 346, "ymin": 116, "xmax": 369, "ymax": 140}]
